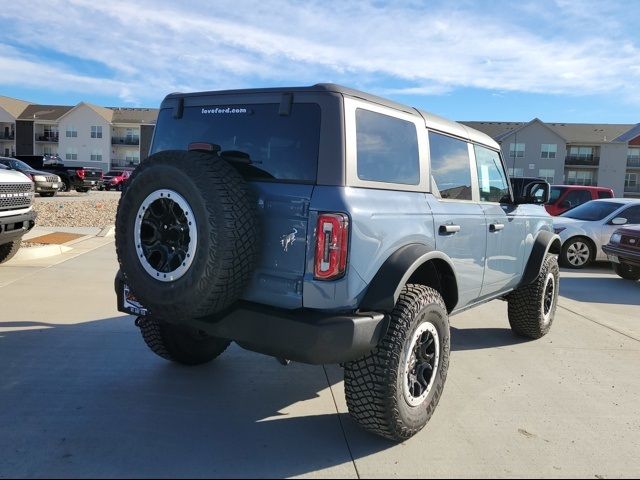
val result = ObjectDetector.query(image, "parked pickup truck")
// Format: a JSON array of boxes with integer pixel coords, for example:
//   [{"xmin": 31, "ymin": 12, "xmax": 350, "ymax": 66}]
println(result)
[
  {"xmin": 15, "ymin": 155, "xmax": 102, "ymax": 192},
  {"xmin": 0, "ymin": 163, "xmax": 36, "ymax": 264}
]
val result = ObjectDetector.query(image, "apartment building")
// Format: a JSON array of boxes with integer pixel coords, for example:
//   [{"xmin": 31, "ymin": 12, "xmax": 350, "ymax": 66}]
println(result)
[
  {"xmin": 462, "ymin": 119, "xmax": 640, "ymax": 198},
  {"xmin": 0, "ymin": 95, "xmax": 157, "ymax": 172}
]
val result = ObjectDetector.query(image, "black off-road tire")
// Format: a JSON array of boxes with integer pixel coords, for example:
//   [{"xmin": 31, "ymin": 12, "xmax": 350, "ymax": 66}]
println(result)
[
  {"xmin": 507, "ymin": 253, "xmax": 560, "ymax": 339},
  {"xmin": 115, "ymin": 150, "xmax": 259, "ymax": 320},
  {"xmin": 613, "ymin": 262, "xmax": 640, "ymax": 281},
  {"xmin": 60, "ymin": 181, "xmax": 70, "ymax": 192},
  {"xmin": 136, "ymin": 316, "xmax": 231, "ymax": 365},
  {"xmin": 344, "ymin": 285, "xmax": 450, "ymax": 442},
  {"xmin": 76, "ymin": 188, "xmax": 90, "ymax": 193},
  {"xmin": 0, "ymin": 241, "xmax": 20, "ymax": 265}
]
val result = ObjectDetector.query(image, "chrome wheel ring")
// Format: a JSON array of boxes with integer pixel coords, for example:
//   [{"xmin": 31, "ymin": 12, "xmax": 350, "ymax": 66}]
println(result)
[
  {"xmin": 402, "ymin": 320, "xmax": 440, "ymax": 407},
  {"xmin": 134, "ymin": 189, "xmax": 197, "ymax": 282}
]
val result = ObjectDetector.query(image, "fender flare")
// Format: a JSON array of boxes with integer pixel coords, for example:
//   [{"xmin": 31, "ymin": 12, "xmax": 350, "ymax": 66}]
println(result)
[
  {"xmin": 519, "ymin": 230, "xmax": 561, "ymax": 287},
  {"xmin": 359, "ymin": 243, "xmax": 458, "ymax": 313}
]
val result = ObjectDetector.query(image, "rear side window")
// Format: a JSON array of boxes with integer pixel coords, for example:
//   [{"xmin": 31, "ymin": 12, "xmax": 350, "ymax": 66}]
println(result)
[
  {"xmin": 474, "ymin": 145, "xmax": 510, "ymax": 203},
  {"xmin": 598, "ymin": 190, "xmax": 613, "ymax": 199},
  {"xmin": 620, "ymin": 205, "xmax": 640, "ymax": 224},
  {"xmin": 429, "ymin": 132, "xmax": 472, "ymax": 200},
  {"xmin": 564, "ymin": 189, "xmax": 592, "ymax": 208},
  {"xmin": 355, "ymin": 109, "xmax": 419, "ymax": 185},
  {"xmin": 151, "ymin": 103, "xmax": 321, "ymax": 182}
]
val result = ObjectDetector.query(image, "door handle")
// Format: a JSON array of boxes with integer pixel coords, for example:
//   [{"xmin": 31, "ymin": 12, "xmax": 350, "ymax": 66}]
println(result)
[
  {"xmin": 439, "ymin": 224, "xmax": 461, "ymax": 234},
  {"xmin": 490, "ymin": 223, "xmax": 505, "ymax": 232}
]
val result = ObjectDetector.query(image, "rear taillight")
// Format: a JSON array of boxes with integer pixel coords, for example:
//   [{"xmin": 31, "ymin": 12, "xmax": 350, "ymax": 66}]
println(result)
[
  {"xmin": 76, "ymin": 169, "xmax": 85, "ymax": 180},
  {"xmin": 314, "ymin": 213, "xmax": 349, "ymax": 281}
]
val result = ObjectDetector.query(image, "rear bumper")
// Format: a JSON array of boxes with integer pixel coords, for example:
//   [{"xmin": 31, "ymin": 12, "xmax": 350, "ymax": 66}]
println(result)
[
  {"xmin": 0, "ymin": 210, "xmax": 36, "ymax": 243},
  {"xmin": 602, "ymin": 244, "xmax": 640, "ymax": 267},
  {"xmin": 115, "ymin": 272, "xmax": 387, "ymax": 365}
]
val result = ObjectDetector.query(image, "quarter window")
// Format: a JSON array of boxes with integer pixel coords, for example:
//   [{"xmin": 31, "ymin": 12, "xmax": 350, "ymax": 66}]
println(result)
[
  {"xmin": 355, "ymin": 109, "xmax": 420, "ymax": 185},
  {"xmin": 475, "ymin": 145, "xmax": 510, "ymax": 203},
  {"xmin": 429, "ymin": 132, "xmax": 472, "ymax": 201}
]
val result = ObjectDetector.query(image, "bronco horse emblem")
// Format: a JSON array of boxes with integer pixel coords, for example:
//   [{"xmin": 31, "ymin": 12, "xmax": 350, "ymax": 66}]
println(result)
[{"xmin": 280, "ymin": 228, "xmax": 298, "ymax": 252}]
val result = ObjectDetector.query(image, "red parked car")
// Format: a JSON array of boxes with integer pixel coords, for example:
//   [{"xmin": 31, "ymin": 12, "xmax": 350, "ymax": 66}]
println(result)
[
  {"xmin": 101, "ymin": 170, "xmax": 132, "ymax": 191},
  {"xmin": 545, "ymin": 185, "xmax": 614, "ymax": 216}
]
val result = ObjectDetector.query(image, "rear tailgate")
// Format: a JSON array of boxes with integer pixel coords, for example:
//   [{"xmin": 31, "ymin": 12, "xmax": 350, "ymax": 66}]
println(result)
[{"xmin": 150, "ymin": 99, "xmax": 322, "ymax": 309}]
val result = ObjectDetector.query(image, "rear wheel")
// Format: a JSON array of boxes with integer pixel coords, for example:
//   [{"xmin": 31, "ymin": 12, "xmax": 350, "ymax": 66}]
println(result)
[
  {"xmin": 60, "ymin": 181, "xmax": 70, "ymax": 192},
  {"xmin": 0, "ymin": 241, "xmax": 20, "ymax": 265},
  {"xmin": 136, "ymin": 316, "xmax": 230, "ymax": 365},
  {"xmin": 561, "ymin": 237, "xmax": 593, "ymax": 268},
  {"xmin": 344, "ymin": 285, "xmax": 450, "ymax": 441},
  {"xmin": 613, "ymin": 262, "xmax": 640, "ymax": 281},
  {"xmin": 76, "ymin": 188, "xmax": 90, "ymax": 193}
]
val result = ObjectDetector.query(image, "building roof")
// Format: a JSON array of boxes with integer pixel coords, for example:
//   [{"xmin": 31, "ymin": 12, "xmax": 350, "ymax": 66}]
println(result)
[
  {"xmin": 0, "ymin": 95, "xmax": 32, "ymax": 119},
  {"xmin": 56, "ymin": 102, "xmax": 115, "ymax": 123},
  {"xmin": 18, "ymin": 104, "xmax": 74, "ymax": 121},
  {"xmin": 461, "ymin": 120, "xmax": 636, "ymax": 145},
  {"xmin": 109, "ymin": 107, "xmax": 159, "ymax": 125},
  {"xmin": 613, "ymin": 123, "xmax": 640, "ymax": 143}
]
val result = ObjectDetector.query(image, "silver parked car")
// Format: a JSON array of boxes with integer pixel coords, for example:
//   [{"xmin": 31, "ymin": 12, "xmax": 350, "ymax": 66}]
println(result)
[{"xmin": 554, "ymin": 198, "xmax": 640, "ymax": 268}]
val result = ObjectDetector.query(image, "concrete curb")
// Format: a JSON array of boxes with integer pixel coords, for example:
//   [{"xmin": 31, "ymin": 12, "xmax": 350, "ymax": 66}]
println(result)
[
  {"xmin": 14, "ymin": 244, "xmax": 73, "ymax": 261},
  {"xmin": 98, "ymin": 225, "xmax": 116, "ymax": 237}
]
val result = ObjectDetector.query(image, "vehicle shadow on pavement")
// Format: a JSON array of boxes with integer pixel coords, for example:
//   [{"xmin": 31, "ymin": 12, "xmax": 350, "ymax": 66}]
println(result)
[
  {"xmin": 559, "ymin": 276, "xmax": 640, "ymax": 306},
  {"xmin": 0, "ymin": 316, "xmax": 391, "ymax": 478},
  {"xmin": 450, "ymin": 327, "xmax": 530, "ymax": 351}
]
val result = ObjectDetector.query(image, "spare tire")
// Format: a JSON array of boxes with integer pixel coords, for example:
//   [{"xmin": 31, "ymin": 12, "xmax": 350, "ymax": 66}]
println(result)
[{"xmin": 115, "ymin": 150, "xmax": 259, "ymax": 320}]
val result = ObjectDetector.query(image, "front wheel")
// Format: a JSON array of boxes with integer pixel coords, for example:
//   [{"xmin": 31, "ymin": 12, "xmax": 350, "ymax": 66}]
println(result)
[
  {"xmin": 613, "ymin": 262, "xmax": 640, "ymax": 281},
  {"xmin": 507, "ymin": 254, "xmax": 560, "ymax": 339},
  {"xmin": 136, "ymin": 316, "xmax": 231, "ymax": 365},
  {"xmin": 344, "ymin": 285, "xmax": 450, "ymax": 442},
  {"xmin": 0, "ymin": 241, "xmax": 20, "ymax": 265},
  {"xmin": 561, "ymin": 237, "xmax": 593, "ymax": 268}
]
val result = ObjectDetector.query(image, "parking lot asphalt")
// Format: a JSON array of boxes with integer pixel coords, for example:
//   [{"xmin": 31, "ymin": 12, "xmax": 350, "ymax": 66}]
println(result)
[{"xmin": 1, "ymin": 243, "xmax": 639, "ymax": 478}]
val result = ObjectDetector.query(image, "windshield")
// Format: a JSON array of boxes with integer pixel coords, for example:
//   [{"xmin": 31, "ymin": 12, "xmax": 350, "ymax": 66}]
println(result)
[
  {"xmin": 151, "ymin": 103, "xmax": 321, "ymax": 183},
  {"xmin": 561, "ymin": 201, "xmax": 623, "ymax": 221},
  {"xmin": 549, "ymin": 187, "xmax": 565, "ymax": 203}
]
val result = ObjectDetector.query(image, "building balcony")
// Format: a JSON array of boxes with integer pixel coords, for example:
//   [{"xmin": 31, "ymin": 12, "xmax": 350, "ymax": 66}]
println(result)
[
  {"xmin": 565, "ymin": 155, "xmax": 600, "ymax": 166},
  {"xmin": 35, "ymin": 134, "xmax": 59, "ymax": 143},
  {"xmin": 112, "ymin": 137, "xmax": 140, "ymax": 146},
  {"xmin": 627, "ymin": 157, "xmax": 640, "ymax": 168},
  {"xmin": 565, "ymin": 179, "xmax": 597, "ymax": 186},
  {"xmin": 0, "ymin": 133, "xmax": 14, "ymax": 140},
  {"xmin": 111, "ymin": 158, "xmax": 140, "ymax": 167}
]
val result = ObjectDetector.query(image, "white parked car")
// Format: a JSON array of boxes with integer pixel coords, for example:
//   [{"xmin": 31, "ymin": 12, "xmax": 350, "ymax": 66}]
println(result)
[
  {"xmin": 554, "ymin": 198, "xmax": 640, "ymax": 268},
  {"xmin": 0, "ymin": 163, "xmax": 36, "ymax": 264}
]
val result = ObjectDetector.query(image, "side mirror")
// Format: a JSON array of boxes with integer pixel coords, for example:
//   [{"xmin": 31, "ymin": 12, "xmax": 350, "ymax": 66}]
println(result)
[
  {"xmin": 515, "ymin": 180, "xmax": 550, "ymax": 205},
  {"xmin": 611, "ymin": 217, "xmax": 628, "ymax": 225}
]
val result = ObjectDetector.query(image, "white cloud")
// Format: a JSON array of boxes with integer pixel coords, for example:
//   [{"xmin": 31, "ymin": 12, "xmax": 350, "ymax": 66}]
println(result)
[{"xmin": 0, "ymin": 0, "xmax": 639, "ymax": 105}]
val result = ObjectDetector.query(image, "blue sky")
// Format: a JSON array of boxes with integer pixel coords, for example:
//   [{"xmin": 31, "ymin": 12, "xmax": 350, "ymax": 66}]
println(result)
[{"xmin": 1, "ymin": 0, "xmax": 639, "ymax": 123}]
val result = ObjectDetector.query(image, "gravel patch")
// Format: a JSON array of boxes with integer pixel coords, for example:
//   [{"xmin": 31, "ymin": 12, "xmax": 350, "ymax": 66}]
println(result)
[{"xmin": 33, "ymin": 196, "xmax": 119, "ymax": 228}]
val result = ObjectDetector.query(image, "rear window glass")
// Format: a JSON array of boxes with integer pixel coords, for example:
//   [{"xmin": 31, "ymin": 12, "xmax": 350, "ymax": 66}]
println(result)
[
  {"xmin": 151, "ymin": 103, "xmax": 321, "ymax": 182},
  {"xmin": 356, "ymin": 109, "xmax": 420, "ymax": 185}
]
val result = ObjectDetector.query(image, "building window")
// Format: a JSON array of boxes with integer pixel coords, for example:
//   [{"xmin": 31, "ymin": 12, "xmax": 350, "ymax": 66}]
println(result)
[
  {"xmin": 509, "ymin": 143, "xmax": 525, "ymax": 158},
  {"xmin": 539, "ymin": 169, "xmax": 555, "ymax": 183},
  {"xmin": 91, "ymin": 126, "xmax": 103, "ymax": 139},
  {"xmin": 541, "ymin": 144, "xmax": 557, "ymax": 159},
  {"xmin": 43, "ymin": 145, "xmax": 53, "ymax": 155},
  {"xmin": 90, "ymin": 150, "xmax": 102, "ymax": 161},
  {"xmin": 625, "ymin": 173, "xmax": 637, "ymax": 188},
  {"xmin": 566, "ymin": 170, "xmax": 594, "ymax": 186},
  {"xmin": 125, "ymin": 151, "xmax": 140, "ymax": 165},
  {"xmin": 628, "ymin": 148, "xmax": 640, "ymax": 166},
  {"xmin": 66, "ymin": 126, "xmax": 77, "ymax": 138},
  {"xmin": 568, "ymin": 146, "xmax": 594, "ymax": 159},
  {"xmin": 508, "ymin": 167, "xmax": 524, "ymax": 178},
  {"xmin": 66, "ymin": 148, "xmax": 78, "ymax": 160}
]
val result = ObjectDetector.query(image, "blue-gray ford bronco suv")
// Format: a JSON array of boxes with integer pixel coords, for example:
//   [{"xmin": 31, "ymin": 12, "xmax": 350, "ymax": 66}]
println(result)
[{"xmin": 115, "ymin": 84, "xmax": 561, "ymax": 441}]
